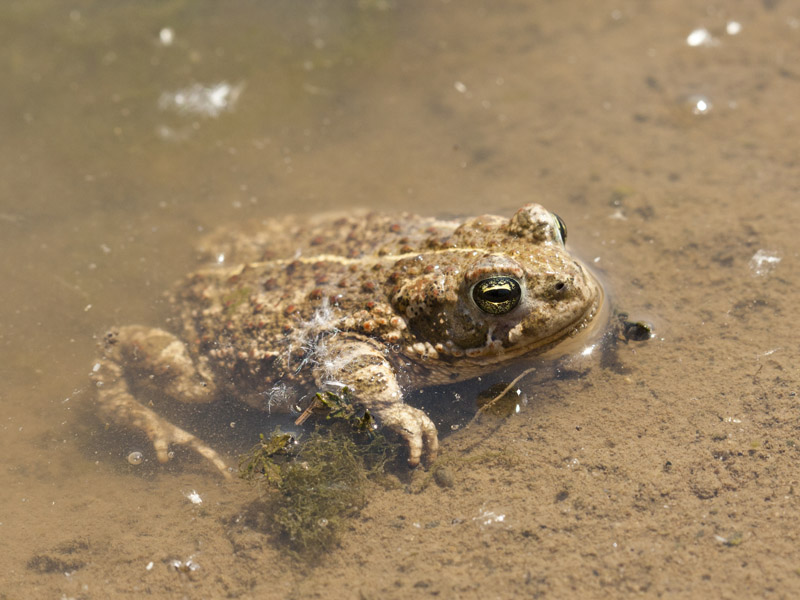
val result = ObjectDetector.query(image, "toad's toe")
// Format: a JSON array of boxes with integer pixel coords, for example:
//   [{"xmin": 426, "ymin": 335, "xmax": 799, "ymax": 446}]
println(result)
[
  {"xmin": 378, "ymin": 403, "xmax": 440, "ymax": 467},
  {"xmin": 139, "ymin": 411, "xmax": 231, "ymax": 478}
]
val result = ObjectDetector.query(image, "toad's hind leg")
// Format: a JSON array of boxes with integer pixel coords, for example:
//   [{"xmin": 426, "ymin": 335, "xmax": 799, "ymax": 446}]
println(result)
[{"xmin": 90, "ymin": 325, "xmax": 231, "ymax": 478}]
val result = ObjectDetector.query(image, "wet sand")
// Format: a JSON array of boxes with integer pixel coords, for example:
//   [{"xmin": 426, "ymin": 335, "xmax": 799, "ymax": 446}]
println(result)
[{"xmin": 1, "ymin": 1, "xmax": 799, "ymax": 598}]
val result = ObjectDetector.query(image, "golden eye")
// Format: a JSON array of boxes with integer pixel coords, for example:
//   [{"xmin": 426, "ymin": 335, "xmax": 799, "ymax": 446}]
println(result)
[
  {"xmin": 472, "ymin": 277, "xmax": 522, "ymax": 315},
  {"xmin": 553, "ymin": 213, "xmax": 567, "ymax": 244}
]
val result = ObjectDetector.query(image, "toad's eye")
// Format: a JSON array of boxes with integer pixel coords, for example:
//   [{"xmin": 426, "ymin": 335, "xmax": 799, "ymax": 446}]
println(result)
[
  {"xmin": 472, "ymin": 277, "xmax": 522, "ymax": 315},
  {"xmin": 553, "ymin": 213, "xmax": 567, "ymax": 245}
]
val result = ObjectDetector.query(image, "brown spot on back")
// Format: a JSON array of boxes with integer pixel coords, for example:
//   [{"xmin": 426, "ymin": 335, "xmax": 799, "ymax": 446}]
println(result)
[{"xmin": 285, "ymin": 260, "xmax": 300, "ymax": 275}]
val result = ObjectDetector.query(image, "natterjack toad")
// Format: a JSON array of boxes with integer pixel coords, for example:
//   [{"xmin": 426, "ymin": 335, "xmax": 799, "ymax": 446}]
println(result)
[{"xmin": 91, "ymin": 204, "xmax": 602, "ymax": 476}]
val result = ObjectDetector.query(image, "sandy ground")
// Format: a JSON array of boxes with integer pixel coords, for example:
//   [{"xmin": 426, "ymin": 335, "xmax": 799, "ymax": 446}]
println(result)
[{"xmin": 1, "ymin": 1, "xmax": 799, "ymax": 598}]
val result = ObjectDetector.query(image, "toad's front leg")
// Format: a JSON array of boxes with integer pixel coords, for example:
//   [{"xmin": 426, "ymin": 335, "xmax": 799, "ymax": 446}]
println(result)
[
  {"xmin": 313, "ymin": 337, "xmax": 439, "ymax": 466},
  {"xmin": 91, "ymin": 325, "xmax": 231, "ymax": 478}
]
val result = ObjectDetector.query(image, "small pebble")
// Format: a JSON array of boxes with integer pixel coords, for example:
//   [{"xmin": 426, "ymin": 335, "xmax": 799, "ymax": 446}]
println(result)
[{"xmin": 433, "ymin": 466, "xmax": 455, "ymax": 489}]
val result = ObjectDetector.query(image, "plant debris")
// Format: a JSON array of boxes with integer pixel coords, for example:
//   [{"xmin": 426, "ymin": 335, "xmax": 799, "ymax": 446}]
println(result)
[{"xmin": 239, "ymin": 389, "xmax": 394, "ymax": 557}]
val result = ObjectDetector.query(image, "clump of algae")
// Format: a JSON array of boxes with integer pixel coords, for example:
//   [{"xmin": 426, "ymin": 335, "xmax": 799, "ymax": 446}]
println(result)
[{"xmin": 239, "ymin": 390, "xmax": 394, "ymax": 557}]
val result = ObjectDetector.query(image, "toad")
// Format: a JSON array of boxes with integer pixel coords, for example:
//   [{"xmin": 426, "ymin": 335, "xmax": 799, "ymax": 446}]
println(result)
[{"xmin": 91, "ymin": 204, "xmax": 602, "ymax": 476}]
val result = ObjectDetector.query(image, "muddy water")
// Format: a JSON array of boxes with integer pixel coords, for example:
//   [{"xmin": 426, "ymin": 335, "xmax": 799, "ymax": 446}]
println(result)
[{"xmin": 2, "ymin": 1, "xmax": 799, "ymax": 598}]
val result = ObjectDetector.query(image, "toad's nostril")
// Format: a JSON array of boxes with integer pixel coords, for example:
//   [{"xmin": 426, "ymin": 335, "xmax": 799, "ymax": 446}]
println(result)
[{"xmin": 550, "ymin": 280, "xmax": 573, "ymax": 299}]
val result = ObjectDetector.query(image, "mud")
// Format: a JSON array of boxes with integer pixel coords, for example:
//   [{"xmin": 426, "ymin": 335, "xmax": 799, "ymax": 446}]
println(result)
[{"xmin": 1, "ymin": 1, "xmax": 799, "ymax": 598}]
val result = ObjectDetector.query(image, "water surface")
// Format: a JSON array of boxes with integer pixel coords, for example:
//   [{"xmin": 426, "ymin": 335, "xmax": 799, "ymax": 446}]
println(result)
[{"xmin": 2, "ymin": 1, "xmax": 799, "ymax": 597}]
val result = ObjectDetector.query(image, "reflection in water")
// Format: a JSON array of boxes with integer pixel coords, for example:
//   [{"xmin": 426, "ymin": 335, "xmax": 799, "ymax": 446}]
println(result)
[
  {"xmin": 157, "ymin": 81, "xmax": 244, "ymax": 118},
  {"xmin": 748, "ymin": 249, "xmax": 781, "ymax": 277}
]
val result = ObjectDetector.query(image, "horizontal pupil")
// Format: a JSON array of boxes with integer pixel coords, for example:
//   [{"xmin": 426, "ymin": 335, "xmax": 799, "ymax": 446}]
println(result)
[
  {"xmin": 482, "ymin": 287, "xmax": 512, "ymax": 302},
  {"xmin": 473, "ymin": 277, "xmax": 521, "ymax": 315}
]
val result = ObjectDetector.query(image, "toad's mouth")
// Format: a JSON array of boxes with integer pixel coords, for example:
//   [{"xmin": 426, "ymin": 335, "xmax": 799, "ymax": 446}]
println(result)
[{"xmin": 522, "ymin": 288, "xmax": 606, "ymax": 356}]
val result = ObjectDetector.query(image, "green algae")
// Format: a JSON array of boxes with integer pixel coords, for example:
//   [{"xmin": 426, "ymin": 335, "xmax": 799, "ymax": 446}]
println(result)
[{"xmin": 239, "ymin": 390, "xmax": 394, "ymax": 557}]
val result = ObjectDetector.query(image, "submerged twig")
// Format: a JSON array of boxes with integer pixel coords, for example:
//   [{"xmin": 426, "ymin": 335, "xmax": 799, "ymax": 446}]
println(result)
[{"xmin": 467, "ymin": 366, "xmax": 539, "ymax": 427}]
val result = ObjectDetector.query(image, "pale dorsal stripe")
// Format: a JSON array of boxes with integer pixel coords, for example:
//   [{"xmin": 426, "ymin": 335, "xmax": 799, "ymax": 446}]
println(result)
[{"xmin": 200, "ymin": 247, "xmax": 500, "ymax": 276}]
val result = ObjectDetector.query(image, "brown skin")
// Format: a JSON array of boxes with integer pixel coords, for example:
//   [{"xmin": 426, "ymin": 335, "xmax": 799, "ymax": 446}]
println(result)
[{"xmin": 91, "ymin": 204, "xmax": 601, "ymax": 476}]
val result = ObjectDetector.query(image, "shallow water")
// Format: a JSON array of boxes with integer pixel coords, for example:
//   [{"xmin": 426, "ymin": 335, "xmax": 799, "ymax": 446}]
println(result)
[{"xmin": 2, "ymin": 1, "xmax": 800, "ymax": 597}]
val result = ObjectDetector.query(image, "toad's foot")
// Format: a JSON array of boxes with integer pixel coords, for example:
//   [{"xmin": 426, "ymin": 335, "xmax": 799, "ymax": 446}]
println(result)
[
  {"xmin": 375, "ymin": 403, "xmax": 439, "ymax": 467},
  {"xmin": 107, "ymin": 388, "xmax": 232, "ymax": 478},
  {"xmin": 138, "ymin": 406, "xmax": 232, "ymax": 479},
  {"xmin": 92, "ymin": 352, "xmax": 231, "ymax": 479}
]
